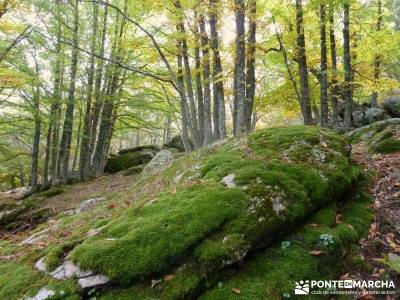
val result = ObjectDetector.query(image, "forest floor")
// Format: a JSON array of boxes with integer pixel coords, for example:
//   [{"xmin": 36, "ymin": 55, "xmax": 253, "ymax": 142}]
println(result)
[
  {"xmin": 342, "ymin": 142, "xmax": 400, "ymax": 299},
  {"xmin": 38, "ymin": 172, "xmax": 138, "ymax": 213}
]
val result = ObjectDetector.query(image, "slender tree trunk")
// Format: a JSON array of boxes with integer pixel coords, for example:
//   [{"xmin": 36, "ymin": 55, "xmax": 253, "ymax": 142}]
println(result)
[
  {"xmin": 177, "ymin": 41, "xmax": 193, "ymax": 152},
  {"xmin": 49, "ymin": 0, "xmax": 63, "ymax": 186},
  {"xmin": 371, "ymin": 0, "xmax": 382, "ymax": 107},
  {"xmin": 209, "ymin": 0, "xmax": 226, "ymax": 138},
  {"xmin": 329, "ymin": 6, "xmax": 339, "ymax": 129},
  {"xmin": 79, "ymin": 2, "xmax": 98, "ymax": 180},
  {"xmin": 31, "ymin": 83, "xmax": 41, "ymax": 191},
  {"xmin": 43, "ymin": 121, "xmax": 52, "ymax": 187},
  {"xmin": 175, "ymin": 2, "xmax": 200, "ymax": 148},
  {"xmin": 88, "ymin": 4, "xmax": 108, "ymax": 171},
  {"xmin": 296, "ymin": 0, "xmax": 313, "ymax": 125},
  {"xmin": 234, "ymin": 0, "xmax": 246, "ymax": 136},
  {"xmin": 343, "ymin": 1, "xmax": 352, "ymax": 131},
  {"xmin": 199, "ymin": 13, "xmax": 213, "ymax": 145},
  {"xmin": 58, "ymin": 0, "xmax": 79, "ymax": 183},
  {"xmin": 245, "ymin": 0, "xmax": 256, "ymax": 132},
  {"xmin": 72, "ymin": 96, "xmax": 84, "ymax": 175},
  {"xmin": 320, "ymin": 4, "xmax": 329, "ymax": 127},
  {"xmin": 194, "ymin": 10, "xmax": 204, "ymax": 145}
]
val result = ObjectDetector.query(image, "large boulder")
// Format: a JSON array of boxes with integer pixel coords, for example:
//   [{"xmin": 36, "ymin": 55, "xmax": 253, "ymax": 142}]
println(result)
[
  {"xmin": 1, "ymin": 186, "xmax": 31, "ymax": 200},
  {"xmin": 347, "ymin": 118, "xmax": 400, "ymax": 154},
  {"xmin": 70, "ymin": 126, "xmax": 360, "ymax": 291},
  {"xmin": 104, "ymin": 150, "xmax": 153, "ymax": 173},
  {"xmin": 118, "ymin": 145, "xmax": 160, "ymax": 155},
  {"xmin": 163, "ymin": 135, "xmax": 193, "ymax": 152},
  {"xmin": 143, "ymin": 150, "xmax": 174, "ymax": 175},
  {"xmin": 365, "ymin": 107, "xmax": 386, "ymax": 124},
  {"xmin": 383, "ymin": 96, "xmax": 400, "ymax": 117}
]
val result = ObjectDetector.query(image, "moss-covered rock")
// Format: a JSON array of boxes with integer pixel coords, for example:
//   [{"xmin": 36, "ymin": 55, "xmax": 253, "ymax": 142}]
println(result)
[
  {"xmin": 104, "ymin": 151, "xmax": 153, "ymax": 173},
  {"xmin": 69, "ymin": 126, "xmax": 359, "ymax": 290},
  {"xmin": 347, "ymin": 118, "xmax": 400, "ymax": 154}
]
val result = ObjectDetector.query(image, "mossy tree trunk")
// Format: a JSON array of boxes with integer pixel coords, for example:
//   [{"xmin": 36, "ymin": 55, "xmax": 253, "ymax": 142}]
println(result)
[
  {"xmin": 245, "ymin": 0, "xmax": 256, "ymax": 133},
  {"xmin": 320, "ymin": 3, "xmax": 329, "ymax": 127},
  {"xmin": 329, "ymin": 5, "xmax": 339, "ymax": 129},
  {"xmin": 343, "ymin": 1, "xmax": 353, "ymax": 131},
  {"xmin": 233, "ymin": 0, "xmax": 246, "ymax": 136},
  {"xmin": 295, "ymin": 0, "xmax": 313, "ymax": 125},
  {"xmin": 371, "ymin": 0, "xmax": 382, "ymax": 108}
]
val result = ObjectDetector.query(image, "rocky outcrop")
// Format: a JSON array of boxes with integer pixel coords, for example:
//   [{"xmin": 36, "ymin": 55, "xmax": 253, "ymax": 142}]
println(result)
[
  {"xmin": 143, "ymin": 150, "xmax": 174, "ymax": 175},
  {"xmin": 383, "ymin": 96, "xmax": 400, "ymax": 117},
  {"xmin": 347, "ymin": 118, "xmax": 400, "ymax": 154}
]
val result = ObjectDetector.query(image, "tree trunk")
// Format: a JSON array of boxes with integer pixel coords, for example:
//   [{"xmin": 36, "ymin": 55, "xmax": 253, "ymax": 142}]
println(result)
[
  {"xmin": 198, "ymin": 13, "xmax": 213, "ymax": 145},
  {"xmin": 43, "ymin": 121, "xmax": 52, "ymax": 187},
  {"xmin": 49, "ymin": 0, "xmax": 63, "ymax": 186},
  {"xmin": 245, "ymin": 0, "xmax": 256, "ymax": 132},
  {"xmin": 79, "ymin": 2, "xmax": 99, "ymax": 180},
  {"xmin": 88, "ymin": 3, "xmax": 108, "ymax": 172},
  {"xmin": 371, "ymin": 0, "xmax": 382, "ymax": 108},
  {"xmin": 176, "ymin": 41, "xmax": 193, "ymax": 152},
  {"xmin": 58, "ymin": 0, "xmax": 79, "ymax": 183},
  {"xmin": 329, "ymin": 6, "xmax": 339, "ymax": 129},
  {"xmin": 296, "ymin": 0, "xmax": 313, "ymax": 125},
  {"xmin": 209, "ymin": 0, "xmax": 226, "ymax": 138},
  {"xmin": 233, "ymin": 0, "xmax": 246, "ymax": 136},
  {"xmin": 343, "ymin": 1, "xmax": 352, "ymax": 131},
  {"xmin": 320, "ymin": 4, "xmax": 329, "ymax": 127},
  {"xmin": 194, "ymin": 10, "xmax": 204, "ymax": 145},
  {"xmin": 175, "ymin": 1, "xmax": 200, "ymax": 148},
  {"xmin": 31, "ymin": 81, "xmax": 41, "ymax": 191}
]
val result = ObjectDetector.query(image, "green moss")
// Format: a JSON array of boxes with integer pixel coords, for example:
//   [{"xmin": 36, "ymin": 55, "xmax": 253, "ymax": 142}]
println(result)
[
  {"xmin": 71, "ymin": 183, "xmax": 247, "ymax": 284},
  {"xmin": 0, "ymin": 262, "xmax": 47, "ymax": 300},
  {"xmin": 160, "ymin": 266, "xmax": 203, "ymax": 300},
  {"xmin": 45, "ymin": 241, "xmax": 78, "ymax": 271},
  {"xmin": 105, "ymin": 152, "xmax": 153, "ymax": 173},
  {"xmin": 40, "ymin": 187, "xmax": 66, "ymax": 198},
  {"xmin": 370, "ymin": 138, "xmax": 400, "ymax": 154},
  {"xmin": 99, "ymin": 287, "xmax": 158, "ymax": 300},
  {"xmin": 123, "ymin": 165, "xmax": 144, "ymax": 176},
  {"xmin": 199, "ymin": 190, "xmax": 373, "ymax": 299}
]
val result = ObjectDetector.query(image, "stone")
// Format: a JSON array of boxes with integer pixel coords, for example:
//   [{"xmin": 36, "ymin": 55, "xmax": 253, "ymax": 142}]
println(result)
[
  {"xmin": 75, "ymin": 197, "xmax": 106, "ymax": 214},
  {"xmin": 25, "ymin": 288, "xmax": 55, "ymax": 300},
  {"xmin": 78, "ymin": 274, "xmax": 110, "ymax": 288},
  {"xmin": 143, "ymin": 150, "xmax": 174, "ymax": 175},
  {"xmin": 3, "ymin": 186, "xmax": 31, "ymax": 200},
  {"xmin": 19, "ymin": 228, "xmax": 50, "ymax": 246},
  {"xmin": 352, "ymin": 110, "xmax": 364, "ymax": 128},
  {"xmin": 34, "ymin": 257, "xmax": 47, "ymax": 272},
  {"xmin": 50, "ymin": 260, "xmax": 92, "ymax": 280},
  {"xmin": 365, "ymin": 108, "xmax": 386, "ymax": 124},
  {"xmin": 221, "ymin": 174, "xmax": 236, "ymax": 188},
  {"xmin": 383, "ymin": 96, "xmax": 400, "ymax": 117}
]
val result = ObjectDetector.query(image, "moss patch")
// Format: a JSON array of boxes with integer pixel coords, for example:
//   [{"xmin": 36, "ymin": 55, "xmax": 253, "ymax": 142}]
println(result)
[
  {"xmin": 370, "ymin": 138, "xmax": 400, "ymax": 154},
  {"xmin": 199, "ymin": 191, "xmax": 373, "ymax": 299},
  {"xmin": 105, "ymin": 152, "xmax": 153, "ymax": 173}
]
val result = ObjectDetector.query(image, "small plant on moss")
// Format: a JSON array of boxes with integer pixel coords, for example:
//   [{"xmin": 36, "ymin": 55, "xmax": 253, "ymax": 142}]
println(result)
[
  {"xmin": 281, "ymin": 241, "xmax": 291, "ymax": 249},
  {"xmin": 319, "ymin": 234, "xmax": 334, "ymax": 246}
]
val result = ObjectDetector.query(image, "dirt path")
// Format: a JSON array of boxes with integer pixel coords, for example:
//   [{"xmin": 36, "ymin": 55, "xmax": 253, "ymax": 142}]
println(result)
[
  {"xmin": 341, "ymin": 144, "xmax": 400, "ymax": 299},
  {"xmin": 39, "ymin": 172, "xmax": 137, "ymax": 213}
]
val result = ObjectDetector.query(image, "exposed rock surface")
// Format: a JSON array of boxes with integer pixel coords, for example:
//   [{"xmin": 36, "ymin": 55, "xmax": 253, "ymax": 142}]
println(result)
[
  {"xmin": 24, "ymin": 288, "xmax": 55, "ymax": 300},
  {"xmin": 143, "ymin": 150, "xmax": 174, "ymax": 175},
  {"xmin": 75, "ymin": 197, "xmax": 106, "ymax": 214}
]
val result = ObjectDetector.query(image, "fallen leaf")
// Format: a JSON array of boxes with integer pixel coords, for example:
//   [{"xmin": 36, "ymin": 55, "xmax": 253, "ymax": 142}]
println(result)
[
  {"xmin": 308, "ymin": 223, "xmax": 320, "ymax": 228},
  {"xmin": 309, "ymin": 250, "xmax": 323, "ymax": 256},
  {"xmin": 232, "ymin": 288, "xmax": 241, "ymax": 294},
  {"xmin": 163, "ymin": 274, "xmax": 175, "ymax": 282}
]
